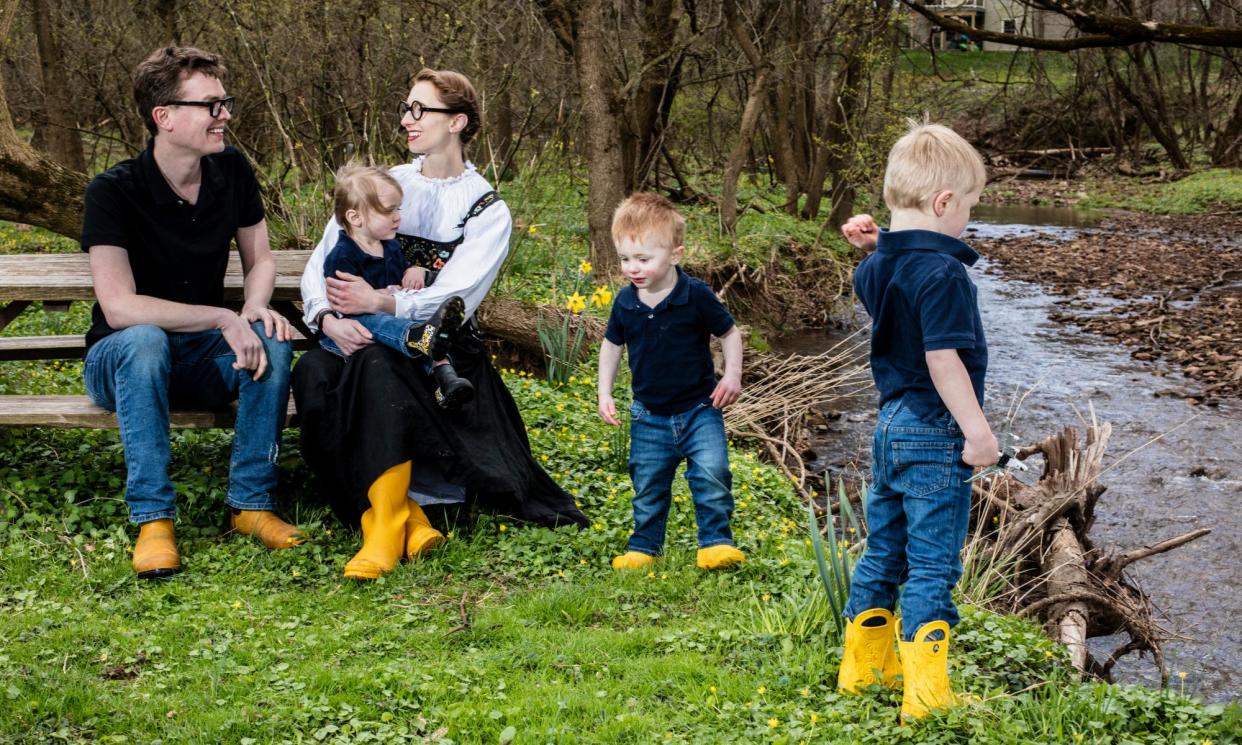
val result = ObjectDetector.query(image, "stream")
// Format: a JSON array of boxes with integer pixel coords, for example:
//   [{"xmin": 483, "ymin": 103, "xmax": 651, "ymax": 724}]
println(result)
[{"xmin": 784, "ymin": 205, "xmax": 1242, "ymax": 703}]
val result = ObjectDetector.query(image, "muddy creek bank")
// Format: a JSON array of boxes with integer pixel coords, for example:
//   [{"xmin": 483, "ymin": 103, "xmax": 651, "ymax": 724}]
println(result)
[{"xmin": 784, "ymin": 211, "xmax": 1241, "ymax": 703}]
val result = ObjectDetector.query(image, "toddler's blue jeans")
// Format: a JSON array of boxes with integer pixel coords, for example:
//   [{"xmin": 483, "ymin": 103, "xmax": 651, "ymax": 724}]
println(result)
[
  {"xmin": 84, "ymin": 323, "xmax": 292, "ymax": 525},
  {"xmin": 626, "ymin": 400, "xmax": 735, "ymax": 556},
  {"xmin": 843, "ymin": 397, "xmax": 974, "ymax": 641},
  {"xmin": 320, "ymin": 313, "xmax": 433, "ymax": 374}
]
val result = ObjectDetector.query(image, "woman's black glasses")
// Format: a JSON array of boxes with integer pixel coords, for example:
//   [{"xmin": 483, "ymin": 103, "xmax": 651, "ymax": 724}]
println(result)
[
  {"xmin": 162, "ymin": 96, "xmax": 235, "ymax": 118},
  {"xmin": 398, "ymin": 100, "xmax": 463, "ymax": 121}
]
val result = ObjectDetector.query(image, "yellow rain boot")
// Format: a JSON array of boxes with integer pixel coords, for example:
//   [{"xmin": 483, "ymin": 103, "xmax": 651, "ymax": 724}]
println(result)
[
  {"xmin": 837, "ymin": 608, "xmax": 902, "ymax": 693},
  {"xmin": 344, "ymin": 462, "xmax": 413, "ymax": 580},
  {"xmin": 230, "ymin": 510, "xmax": 306, "ymax": 549},
  {"xmin": 611, "ymin": 551, "xmax": 657, "ymax": 571},
  {"xmin": 696, "ymin": 544, "xmax": 745, "ymax": 570},
  {"xmin": 898, "ymin": 620, "xmax": 958, "ymax": 720},
  {"xmin": 404, "ymin": 498, "xmax": 447, "ymax": 559},
  {"xmin": 132, "ymin": 519, "xmax": 181, "ymax": 579}
]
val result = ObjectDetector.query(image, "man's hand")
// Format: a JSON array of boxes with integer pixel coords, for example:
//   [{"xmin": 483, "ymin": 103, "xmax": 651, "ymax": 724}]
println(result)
[
  {"xmin": 327, "ymin": 271, "xmax": 386, "ymax": 315},
  {"xmin": 841, "ymin": 214, "xmax": 879, "ymax": 251},
  {"xmin": 598, "ymin": 394, "xmax": 621, "ymax": 427},
  {"xmin": 321, "ymin": 315, "xmax": 375, "ymax": 356},
  {"xmin": 963, "ymin": 432, "xmax": 1001, "ymax": 468},
  {"xmin": 710, "ymin": 373, "xmax": 742, "ymax": 409},
  {"xmin": 402, "ymin": 266, "xmax": 427, "ymax": 291},
  {"xmin": 241, "ymin": 304, "xmax": 293, "ymax": 342},
  {"xmin": 219, "ymin": 312, "xmax": 268, "ymax": 381}
]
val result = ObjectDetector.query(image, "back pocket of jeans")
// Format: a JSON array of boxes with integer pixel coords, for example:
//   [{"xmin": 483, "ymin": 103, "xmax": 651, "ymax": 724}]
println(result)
[{"xmin": 890, "ymin": 441, "xmax": 956, "ymax": 498}]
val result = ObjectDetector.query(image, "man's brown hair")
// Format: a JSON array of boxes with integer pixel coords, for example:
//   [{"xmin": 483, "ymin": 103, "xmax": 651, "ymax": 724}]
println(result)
[
  {"xmin": 133, "ymin": 46, "xmax": 227, "ymax": 136},
  {"xmin": 412, "ymin": 69, "xmax": 481, "ymax": 145},
  {"xmin": 611, "ymin": 192, "xmax": 685, "ymax": 251}
]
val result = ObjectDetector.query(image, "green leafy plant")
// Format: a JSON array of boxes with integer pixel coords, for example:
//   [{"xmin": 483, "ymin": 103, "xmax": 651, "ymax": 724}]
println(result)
[{"xmin": 807, "ymin": 478, "xmax": 865, "ymax": 640}]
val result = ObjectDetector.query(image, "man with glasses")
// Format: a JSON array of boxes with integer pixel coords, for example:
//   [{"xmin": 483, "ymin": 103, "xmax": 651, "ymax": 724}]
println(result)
[{"xmin": 80, "ymin": 46, "xmax": 303, "ymax": 579}]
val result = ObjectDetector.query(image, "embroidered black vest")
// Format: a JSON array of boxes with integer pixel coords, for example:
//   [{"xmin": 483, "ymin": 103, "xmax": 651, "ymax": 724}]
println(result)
[{"xmin": 396, "ymin": 190, "xmax": 501, "ymax": 274}]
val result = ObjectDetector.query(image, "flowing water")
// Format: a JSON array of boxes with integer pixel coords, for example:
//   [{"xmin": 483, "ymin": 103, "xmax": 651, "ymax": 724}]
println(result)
[{"xmin": 783, "ymin": 206, "xmax": 1242, "ymax": 703}]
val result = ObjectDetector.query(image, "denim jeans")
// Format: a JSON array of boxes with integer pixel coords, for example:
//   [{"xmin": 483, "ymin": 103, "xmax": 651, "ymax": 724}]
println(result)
[
  {"xmin": 843, "ymin": 397, "xmax": 974, "ymax": 640},
  {"xmin": 83, "ymin": 323, "xmax": 293, "ymax": 524},
  {"xmin": 626, "ymin": 400, "xmax": 735, "ymax": 556},
  {"xmin": 319, "ymin": 313, "xmax": 433, "ymax": 374}
]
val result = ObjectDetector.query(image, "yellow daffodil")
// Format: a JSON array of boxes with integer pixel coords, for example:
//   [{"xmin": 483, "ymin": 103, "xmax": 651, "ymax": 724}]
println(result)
[
  {"xmin": 579, "ymin": 260, "xmax": 593, "ymax": 274},
  {"xmin": 566, "ymin": 292, "xmax": 587, "ymax": 314},
  {"xmin": 590, "ymin": 285, "xmax": 614, "ymax": 308}
]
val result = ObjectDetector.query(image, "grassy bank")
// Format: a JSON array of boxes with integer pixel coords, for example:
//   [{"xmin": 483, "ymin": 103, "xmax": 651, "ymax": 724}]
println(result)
[{"xmin": 1077, "ymin": 168, "xmax": 1242, "ymax": 215}]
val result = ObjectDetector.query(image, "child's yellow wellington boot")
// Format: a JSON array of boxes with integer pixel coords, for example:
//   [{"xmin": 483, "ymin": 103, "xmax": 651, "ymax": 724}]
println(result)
[
  {"xmin": 230, "ymin": 510, "xmax": 306, "ymax": 549},
  {"xmin": 837, "ymin": 608, "xmax": 902, "ymax": 693},
  {"xmin": 404, "ymin": 499, "xmax": 447, "ymax": 559},
  {"xmin": 344, "ymin": 462, "xmax": 412, "ymax": 580},
  {"xmin": 898, "ymin": 620, "xmax": 958, "ymax": 720},
  {"xmin": 611, "ymin": 551, "xmax": 657, "ymax": 570},
  {"xmin": 132, "ymin": 519, "xmax": 181, "ymax": 579}
]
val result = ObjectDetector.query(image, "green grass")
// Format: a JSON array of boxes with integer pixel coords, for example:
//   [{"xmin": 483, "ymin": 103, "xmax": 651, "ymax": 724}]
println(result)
[{"xmin": 1079, "ymin": 168, "xmax": 1242, "ymax": 215}]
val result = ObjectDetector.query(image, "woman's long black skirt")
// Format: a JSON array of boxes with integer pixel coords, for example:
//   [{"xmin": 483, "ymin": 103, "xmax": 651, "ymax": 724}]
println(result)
[{"xmin": 291, "ymin": 329, "xmax": 588, "ymax": 529}]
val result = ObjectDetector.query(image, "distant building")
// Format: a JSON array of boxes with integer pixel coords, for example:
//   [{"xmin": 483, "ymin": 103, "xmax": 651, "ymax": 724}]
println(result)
[{"xmin": 907, "ymin": 0, "xmax": 1076, "ymax": 51}]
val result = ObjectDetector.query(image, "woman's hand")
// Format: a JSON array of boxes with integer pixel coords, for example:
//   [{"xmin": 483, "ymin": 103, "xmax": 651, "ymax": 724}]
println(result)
[
  {"xmin": 326, "ymin": 271, "xmax": 389, "ymax": 315},
  {"xmin": 321, "ymin": 314, "xmax": 374, "ymax": 356}
]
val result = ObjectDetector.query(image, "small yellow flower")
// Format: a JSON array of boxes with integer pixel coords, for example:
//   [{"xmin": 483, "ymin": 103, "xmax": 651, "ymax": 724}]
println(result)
[
  {"xmin": 291, "ymin": 569, "xmax": 301, "ymax": 578},
  {"xmin": 499, "ymin": 524, "xmax": 508, "ymax": 532},
  {"xmin": 767, "ymin": 718, "xmax": 779, "ymax": 729},
  {"xmin": 542, "ymin": 454, "xmax": 549, "ymax": 461},
  {"xmin": 230, "ymin": 600, "xmax": 242, "ymax": 610},
  {"xmin": 708, "ymin": 686, "xmax": 717, "ymax": 693},
  {"xmin": 799, "ymin": 688, "xmax": 809, "ymax": 697},
  {"xmin": 566, "ymin": 292, "xmax": 587, "ymax": 314},
  {"xmin": 528, "ymin": 225, "xmax": 538, "ymax": 234},
  {"xmin": 579, "ymin": 260, "xmax": 593, "ymax": 273},
  {"xmin": 646, "ymin": 571, "xmax": 656, "ymax": 578},
  {"xmin": 1179, "ymin": 671, "xmax": 1187, "ymax": 680},
  {"xmin": 757, "ymin": 686, "xmax": 766, "ymax": 695},
  {"xmin": 1045, "ymin": 650, "xmax": 1054, "ymax": 659},
  {"xmin": 810, "ymin": 712, "xmax": 819, "ymax": 723}
]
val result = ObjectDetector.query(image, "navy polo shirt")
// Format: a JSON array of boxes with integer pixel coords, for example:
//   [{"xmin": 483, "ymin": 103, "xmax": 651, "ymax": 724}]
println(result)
[
  {"xmin": 604, "ymin": 267, "xmax": 735, "ymax": 415},
  {"xmin": 853, "ymin": 229, "xmax": 988, "ymax": 422},
  {"xmin": 322, "ymin": 231, "xmax": 408, "ymax": 290},
  {"xmin": 80, "ymin": 143, "xmax": 265, "ymax": 350}
]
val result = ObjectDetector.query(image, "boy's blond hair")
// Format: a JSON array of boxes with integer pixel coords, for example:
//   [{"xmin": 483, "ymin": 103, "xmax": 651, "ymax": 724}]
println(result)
[
  {"xmin": 611, "ymin": 192, "xmax": 685, "ymax": 250},
  {"xmin": 333, "ymin": 163, "xmax": 402, "ymax": 236},
  {"xmin": 883, "ymin": 120, "xmax": 986, "ymax": 211}
]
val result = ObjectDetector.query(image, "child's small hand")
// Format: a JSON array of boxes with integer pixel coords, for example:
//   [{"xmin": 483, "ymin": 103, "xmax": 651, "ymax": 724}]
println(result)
[
  {"xmin": 963, "ymin": 432, "xmax": 1000, "ymax": 468},
  {"xmin": 710, "ymin": 373, "xmax": 742, "ymax": 409},
  {"xmin": 841, "ymin": 214, "xmax": 879, "ymax": 251},
  {"xmin": 598, "ymin": 395, "xmax": 621, "ymax": 427},
  {"xmin": 402, "ymin": 266, "xmax": 427, "ymax": 290}
]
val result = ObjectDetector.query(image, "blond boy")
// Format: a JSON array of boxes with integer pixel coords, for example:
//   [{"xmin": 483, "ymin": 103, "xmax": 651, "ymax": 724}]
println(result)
[
  {"xmin": 836, "ymin": 122, "xmax": 999, "ymax": 719},
  {"xmin": 597, "ymin": 193, "xmax": 746, "ymax": 571}
]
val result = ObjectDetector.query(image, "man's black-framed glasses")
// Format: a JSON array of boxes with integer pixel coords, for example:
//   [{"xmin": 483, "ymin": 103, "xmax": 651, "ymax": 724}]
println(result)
[
  {"xmin": 162, "ymin": 96, "xmax": 235, "ymax": 118},
  {"xmin": 398, "ymin": 100, "xmax": 463, "ymax": 121}
]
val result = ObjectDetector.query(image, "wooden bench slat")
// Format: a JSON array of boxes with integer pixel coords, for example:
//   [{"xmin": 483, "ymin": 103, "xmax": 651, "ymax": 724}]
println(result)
[
  {"xmin": 0, "ymin": 395, "xmax": 297, "ymax": 429},
  {"xmin": 0, "ymin": 335, "xmax": 86, "ymax": 360}
]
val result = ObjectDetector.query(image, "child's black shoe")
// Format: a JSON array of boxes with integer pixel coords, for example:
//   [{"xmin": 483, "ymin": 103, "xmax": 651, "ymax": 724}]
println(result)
[
  {"xmin": 406, "ymin": 295, "xmax": 467, "ymax": 361},
  {"xmin": 433, "ymin": 362, "xmax": 475, "ymax": 410}
]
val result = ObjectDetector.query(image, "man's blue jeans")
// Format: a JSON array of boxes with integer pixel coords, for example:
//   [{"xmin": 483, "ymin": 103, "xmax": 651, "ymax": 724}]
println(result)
[
  {"xmin": 83, "ymin": 323, "xmax": 293, "ymax": 524},
  {"xmin": 626, "ymin": 401, "xmax": 735, "ymax": 556},
  {"xmin": 320, "ymin": 313, "xmax": 432, "ymax": 374},
  {"xmin": 843, "ymin": 398, "xmax": 973, "ymax": 641}
]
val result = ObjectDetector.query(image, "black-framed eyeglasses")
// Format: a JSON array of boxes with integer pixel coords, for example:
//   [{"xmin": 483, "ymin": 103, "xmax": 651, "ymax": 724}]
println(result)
[
  {"xmin": 161, "ymin": 96, "xmax": 236, "ymax": 118},
  {"xmin": 398, "ymin": 100, "xmax": 463, "ymax": 121}
]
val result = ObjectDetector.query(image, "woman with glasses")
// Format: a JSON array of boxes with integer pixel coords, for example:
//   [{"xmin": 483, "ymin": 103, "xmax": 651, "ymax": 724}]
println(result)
[{"xmin": 293, "ymin": 69, "xmax": 587, "ymax": 580}]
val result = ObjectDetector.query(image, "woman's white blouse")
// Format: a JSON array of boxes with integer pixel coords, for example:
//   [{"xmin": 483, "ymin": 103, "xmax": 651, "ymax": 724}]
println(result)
[{"xmin": 300, "ymin": 158, "xmax": 513, "ymax": 330}]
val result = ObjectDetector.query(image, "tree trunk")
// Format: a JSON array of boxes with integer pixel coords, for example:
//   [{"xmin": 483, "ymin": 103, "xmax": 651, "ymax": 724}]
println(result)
[
  {"xmin": 575, "ymin": 0, "xmax": 627, "ymax": 271},
  {"xmin": 0, "ymin": 0, "xmax": 88, "ymax": 239},
  {"xmin": 719, "ymin": 68, "xmax": 770, "ymax": 234},
  {"xmin": 29, "ymin": 0, "xmax": 85, "ymax": 172}
]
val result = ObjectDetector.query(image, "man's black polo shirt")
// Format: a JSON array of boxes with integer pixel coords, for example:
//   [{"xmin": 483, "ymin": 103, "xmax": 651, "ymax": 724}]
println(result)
[
  {"xmin": 79, "ymin": 143, "xmax": 265, "ymax": 350},
  {"xmin": 853, "ymin": 228, "xmax": 988, "ymax": 422},
  {"xmin": 604, "ymin": 267, "xmax": 735, "ymax": 416}
]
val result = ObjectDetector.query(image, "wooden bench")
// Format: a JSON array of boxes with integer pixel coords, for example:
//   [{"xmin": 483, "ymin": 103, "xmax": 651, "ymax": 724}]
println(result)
[{"xmin": 0, "ymin": 250, "xmax": 313, "ymax": 428}]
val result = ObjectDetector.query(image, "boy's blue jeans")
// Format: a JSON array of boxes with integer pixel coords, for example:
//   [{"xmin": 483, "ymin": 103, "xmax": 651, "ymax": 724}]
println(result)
[
  {"xmin": 83, "ymin": 323, "xmax": 292, "ymax": 525},
  {"xmin": 626, "ymin": 400, "xmax": 735, "ymax": 556},
  {"xmin": 843, "ymin": 397, "xmax": 973, "ymax": 641},
  {"xmin": 320, "ymin": 313, "xmax": 432, "ymax": 374}
]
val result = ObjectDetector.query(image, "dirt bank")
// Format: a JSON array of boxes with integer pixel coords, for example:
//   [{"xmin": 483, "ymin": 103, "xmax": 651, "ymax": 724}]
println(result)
[{"xmin": 973, "ymin": 211, "xmax": 1242, "ymax": 403}]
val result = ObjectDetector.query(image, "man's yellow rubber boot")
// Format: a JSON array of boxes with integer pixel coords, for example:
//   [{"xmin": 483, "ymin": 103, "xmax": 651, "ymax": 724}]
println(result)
[
  {"xmin": 611, "ymin": 551, "xmax": 657, "ymax": 570},
  {"xmin": 696, "ymin": 544, "xmax": 745, "ymax": 570},
  {"xmin": 837, "ymin": 608, "xmax": 902, "ymax": 693},
  {"xmin": 404, "ymin": 498, "xmax": 447, "ymax": 559},
  {"xmin": 898, "ymin": 620, "xmax": 958, "ymax": 720},
  {"xmin": 132, "ymin": 519, "xmax": 181, "ymax": 579},
  {"xmin": 344, "ymin": 462, "xmax": 412, "ymax": 580},
  {"xmin": 230, "ymin": 510, "xmax": 306, "ymax": 549}
]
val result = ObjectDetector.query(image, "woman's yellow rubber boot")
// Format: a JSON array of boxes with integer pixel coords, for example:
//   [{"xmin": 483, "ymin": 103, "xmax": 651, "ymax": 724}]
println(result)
[
  {"xmin": 132, "ymin": 519, "xmax": 181, "ymax": 579},
  {"xmin": 344, "ymin": 462, "xmax": 412, "ymax": 580},
  {"xmin": 898, "ymin": 620, "xmax": 957, "ymax": 720},
  {"xmin": 837, "ymin": 608, "xmax": 902, "ymax": 693},
  {"xmin": 404, "ymin": 498, "xmax": 447, "ymax": 559}
]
